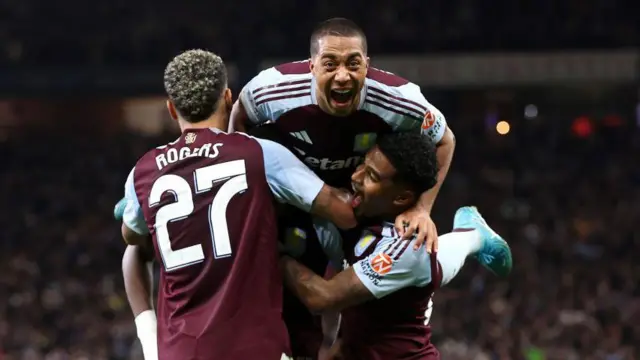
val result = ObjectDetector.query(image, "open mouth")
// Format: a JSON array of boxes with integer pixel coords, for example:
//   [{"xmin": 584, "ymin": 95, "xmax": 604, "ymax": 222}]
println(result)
[
  {"xmin": 329, "ymin": 89, "xmax": 355, "ymax": 106},
  {"xmin": 351, "ymin": 183, "xmax": 363, "ymax": 208}
]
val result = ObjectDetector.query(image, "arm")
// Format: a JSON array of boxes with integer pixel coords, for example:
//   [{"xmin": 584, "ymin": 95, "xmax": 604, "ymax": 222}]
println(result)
[
  {"xmin": 257, "ymin": 138, "xmax": 357, "ymax": 229},
  {"xmin": 228, "ymin": 100, "xmax": 249, "ymax": 133},
  {"xmin": 394, "ymin": 92, "xmax": 454, "ymax": 246},
  {"xmin": 320, "ymin": 265, "xmax": 341, "ymax": 355},
  {"xmin": 281, "ymin": 233, "xmax": 433, "ymax": 312},
  {"xmin": 280, "ymin": 256, "xmax": 372, "ymax": 313},
  {"xmin": 122, "ymin": 224, "xmax": 149, "ymax": 246},
  {"xmin": 417, "ymin": 125, "xmax": 455, "ymax": 212},
  {"xmin": 230, "ymin": 69, "xmax": 280, "ymax": 133},
  {"xmin": 123, "ymin": 244, "xmax": 155, "ymax": 317},
  {"xmin": 311, "ymin": 186, "xmax": 357, "ymax": 230},
  {"xmin": 121, "ymin": 167, "xmax": 150, "ymax": 244},
  {"xmin": 123, "ymin": 245, "xmax": 158, "ymax": 360},
  {"xmin": 120, "ymin": 169, "xmax": 158, "ymax": 359}
]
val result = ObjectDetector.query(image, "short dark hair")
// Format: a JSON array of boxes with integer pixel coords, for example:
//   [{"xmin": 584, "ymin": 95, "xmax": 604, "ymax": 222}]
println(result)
[
  {"xmin": 376, "ymin": 132, "xmax": 439, "ymax": 194},
  {"xmin": 163, "ymin": 49, "xmax": 227, "ymax": 123},
  {"xmin": 310, "ymin": 18, "xmax": 367, "ymax": 57}
]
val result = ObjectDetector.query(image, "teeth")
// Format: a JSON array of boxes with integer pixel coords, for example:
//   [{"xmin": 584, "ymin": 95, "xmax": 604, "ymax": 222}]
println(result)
[{"xmin": 333, "ymin": 90, "xmax": 350, "ymax": 94}]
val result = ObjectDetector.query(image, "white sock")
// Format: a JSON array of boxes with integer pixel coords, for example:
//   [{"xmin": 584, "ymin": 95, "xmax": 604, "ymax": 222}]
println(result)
[{"xmin": 437, "ymin": 230, "xmax": 482, "ymax": 286}]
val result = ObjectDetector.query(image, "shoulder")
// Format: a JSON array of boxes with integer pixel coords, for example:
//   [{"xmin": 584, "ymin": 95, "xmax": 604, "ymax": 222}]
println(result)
[
  {"xmin": 363, "ymin": 67, "xmax": 442, "ymax": 133},
  {"xmin": 370, "ymin": 224, "xmax": 430, "ymax": 275},
  {"xmin": 241, "ymin": 61, "xmax": 314, "ymax": 122},
  {"xmin": 246, "ymin": 61, "xmax": 313, "ymax": 92},
  {"xmin": 245, "ymin": 61, "xmax": 312, "ymax": 99},
  {"xmin": 352, "ymin": 224, "xmax": 432, "ymax": 297}
]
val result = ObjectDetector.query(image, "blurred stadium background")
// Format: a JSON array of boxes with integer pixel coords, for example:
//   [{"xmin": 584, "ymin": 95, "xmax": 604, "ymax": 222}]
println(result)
[{"xmin": 0, "ymin": 1, "xmax": 638, "ymax": 359}]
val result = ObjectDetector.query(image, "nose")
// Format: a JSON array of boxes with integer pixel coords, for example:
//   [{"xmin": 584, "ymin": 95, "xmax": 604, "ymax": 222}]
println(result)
[
  {"xmin": 351, "ymin": 164, "xmax": 365, "ymax": 183},
  {"xmin": 334, "ymin": 66, "xmax": 350, "ymax": 84}
]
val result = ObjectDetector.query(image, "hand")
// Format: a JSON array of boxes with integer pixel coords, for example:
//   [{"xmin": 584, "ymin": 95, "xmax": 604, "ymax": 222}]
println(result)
[{"xmin": 394, "ymin": 206, "xmax": 438, "ymax": 253}]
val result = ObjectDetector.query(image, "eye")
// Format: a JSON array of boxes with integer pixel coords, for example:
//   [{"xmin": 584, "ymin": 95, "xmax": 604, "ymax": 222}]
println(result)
[
  {"xmin": 349, "ymin": 60, "xmax": 361, "ymax": 68},
  {"xmin": 323, "ymin": 61, "xmax": 336, "ymax": 70},
  {"xmin": 366, "ymin": 170, "xmax": 379, "ymax": 182}
]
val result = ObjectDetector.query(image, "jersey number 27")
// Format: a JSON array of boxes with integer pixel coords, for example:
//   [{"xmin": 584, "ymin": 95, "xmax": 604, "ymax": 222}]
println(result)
[{"xmin": 149, "ymin": 160, "xmax": 247, "ymax": 271}]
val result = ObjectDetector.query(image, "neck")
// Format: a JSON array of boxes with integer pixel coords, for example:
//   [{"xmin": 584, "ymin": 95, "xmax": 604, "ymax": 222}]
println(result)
[
  {"xmin": 366, "ymin": 206, "xmax": 411, "ymax": 226},
  {"xmin": 179, "ymin": 113, "xmax": 228, "ymax": 132}
]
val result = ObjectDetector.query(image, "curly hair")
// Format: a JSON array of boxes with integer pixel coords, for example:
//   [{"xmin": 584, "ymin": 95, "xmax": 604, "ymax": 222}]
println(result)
[
  {"xmin": 310, "ymin": 18, "xmax": 367, "ymax": 57},
  {"xmin": 163, "ymin": 49, "xmax": 227, "ymax": 123},
  {"xmin": 376, "ymin": 132, "xmax": 439, "ymax": 194}
]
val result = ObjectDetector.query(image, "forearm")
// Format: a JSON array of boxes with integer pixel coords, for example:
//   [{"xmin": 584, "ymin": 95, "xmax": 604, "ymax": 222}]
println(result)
[
  {"xmin": 122, "ymin": 245, "xmax": 154, "ymax": 317},
  {"xmin": 280, "ymin": 255, "xmax": 334, "ymax": 313},
  {"xmin": 280, "ymin": 256, "xmax": 373, "ymax": 313},
  {"xmin": 311, "ymin": 185, "xmax": 357, "ymax": 230},
  {"xmin": 321, "ymin": 266, "xmax": 341, "ymax": 346},
  {"xmin": 419, "ymin": 128, "xmax": 455, "ymax": 212}
]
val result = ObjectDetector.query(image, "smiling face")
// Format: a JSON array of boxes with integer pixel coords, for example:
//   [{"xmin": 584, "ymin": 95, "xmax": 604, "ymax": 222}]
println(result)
[
  {"xmin": 350, "ymin": 146, "xmax": 417, "ymax": 219},
  {"xmin": 310, "ymin": 35, "xmax": 369, "ymax": 117}
]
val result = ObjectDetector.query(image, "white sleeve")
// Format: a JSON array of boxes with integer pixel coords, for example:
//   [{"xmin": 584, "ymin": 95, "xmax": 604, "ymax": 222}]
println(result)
[
  {"xmin": 238, "ymin": 68, "xmax": 281, "ymax": 125},
  {"xmin": 420, "ymin": 102, "xmax": 447, "ymax": 144},
  {"xmin": 397, "ymin": 83, "xmax": 448, "ymax": 143},
  {"xmin": 256, "ymin": 138, "xmax": 324, "ymax": 212},
  {"xmin": 353, "ymin": 235, "xmax": 432, "ymax": 299},
  {"xmin": 123, "ymin": 168, "xmax": 149, "ymax": 235},
  {"xmin": 312, "ymin": 217, "xmax": 345, "ymax": 268}
]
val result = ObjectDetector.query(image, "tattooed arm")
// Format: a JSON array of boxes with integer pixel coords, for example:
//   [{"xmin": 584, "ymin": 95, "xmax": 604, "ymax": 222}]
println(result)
[
  {"xmin": 281, "ymin": 230, "xmax": 434, "ymax": 313},
  {"xmin": 280, "ymin": 255, "xmax": 373, "ymax": 313}
]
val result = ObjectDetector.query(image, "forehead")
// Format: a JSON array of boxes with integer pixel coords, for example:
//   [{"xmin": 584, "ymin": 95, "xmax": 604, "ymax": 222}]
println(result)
[
  {"xmin": 316, "ymin": 35, "xmax": 365, "ymax": 57},
  {"xmin": 365, "ymin": 147, "xmax": 396, "ymax": 178}
]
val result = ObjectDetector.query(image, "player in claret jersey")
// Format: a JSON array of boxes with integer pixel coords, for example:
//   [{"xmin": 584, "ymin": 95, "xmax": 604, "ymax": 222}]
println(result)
[
  {"xmin": 231, "ymin": 18, "xmax": 458, "ymax": 358},
  {"xmin": 119, "ymin": 50, "xmax": 357, "ymax": 360},
  {"xmin": 232, "ymin": 18, "xmax": 455, "ymax": 243},
  {"xmin": 280, "ymin": 132, "xmax": 513, "ymax": 360}
]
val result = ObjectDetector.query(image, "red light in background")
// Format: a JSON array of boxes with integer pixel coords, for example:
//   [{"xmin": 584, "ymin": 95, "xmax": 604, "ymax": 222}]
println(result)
[{"xmin": 572, "ymin": 116, "xmax": 593, "ymax": 137}]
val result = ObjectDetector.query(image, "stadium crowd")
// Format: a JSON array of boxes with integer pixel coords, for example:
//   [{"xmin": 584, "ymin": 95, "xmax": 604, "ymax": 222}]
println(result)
[
  {"xmin": 0, "ymin": 112, "xmax": 637, "ymax": 359},
  {"xmin": 0, "ymin": 0, "xmax": 637, "ymax": 66}
]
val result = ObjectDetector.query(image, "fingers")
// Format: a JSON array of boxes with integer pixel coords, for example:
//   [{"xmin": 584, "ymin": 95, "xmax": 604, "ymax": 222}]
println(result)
[
  {"xmin": 394, "ymin": 217, "xmax": 407, "ymax": 237},
  {"xmin": 403, "ymin": 223, "xmax": 418, "ymax": 240},
  {"xmin": 424, "ymin": 235, "xmax": 434, "ymax": 253},
  {"xmin": 424, "ymin": 224, "xmax": 438, "ymax": 253},
  {"xmin": 430, "ymin": 227, "xmax": 439, "ymax": 253},
  {"xmin": 412, "ymin": 221, "xmax": 428, "ymax": 249}
]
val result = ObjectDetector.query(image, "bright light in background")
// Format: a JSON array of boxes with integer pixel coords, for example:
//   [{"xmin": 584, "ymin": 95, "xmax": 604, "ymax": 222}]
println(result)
[
  {"xmin": 524, "ymin": 104, "xmax": 538, "ymax": 119},
  {"xmin": 496, "ymin": 121, "xmax": 511, "ymax": 135},
  {"xmin": 572, "ymin": 116, "xmax": 593, "ymax": 137}
]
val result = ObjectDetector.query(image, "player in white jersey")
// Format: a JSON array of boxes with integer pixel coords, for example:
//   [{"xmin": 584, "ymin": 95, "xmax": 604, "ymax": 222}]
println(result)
[
  {"xmin": 279, "ymin": 132, "xmax": 513, "ymax": 359},
  {"xmin": 231, "ymin": 18, "xmax": 457, "ymax": 250}
]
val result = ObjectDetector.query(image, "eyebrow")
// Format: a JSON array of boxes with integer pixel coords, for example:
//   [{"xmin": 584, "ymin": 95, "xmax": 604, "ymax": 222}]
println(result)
[{"xmin": 321, "ymin": 52, "xmax": 363, "ymax": 59}]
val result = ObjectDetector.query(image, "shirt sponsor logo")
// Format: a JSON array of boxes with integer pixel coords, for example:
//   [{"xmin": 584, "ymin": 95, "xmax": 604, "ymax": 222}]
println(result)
[
  {"xmin": 422, "ymin": 111, "xmax": 435, "ymax": 130},
  {"xmin": 421, "ymin": 110, "xmax": 444, "ymax": 141},
  {"xmin": 303, "ymin": 155, "xmax": 362, "ymax": 170},
  {"xmin": 370, "ymin": 252, "xmax": 393, "ymax": 275},
  {"xmin": 358, "ymin": 258, "xmax": 382, "ymax": 286}
]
